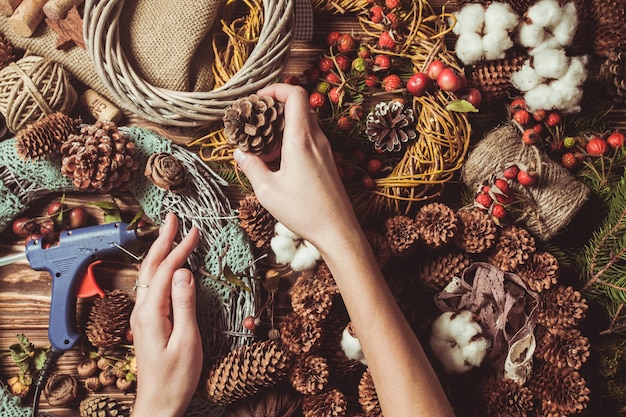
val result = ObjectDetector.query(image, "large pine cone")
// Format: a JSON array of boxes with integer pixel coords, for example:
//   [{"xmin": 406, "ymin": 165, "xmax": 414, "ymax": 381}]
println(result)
[
  {"xmin": 418, "ymin": 250, "xmax": 472, "ymax": 291},
  {"xmin": 291, "ymin": 270, "xmax": 334, "ymax": 322},
  {"xmin": 599, "ymin": 48, "xmax": 626, "ymax": 103},
  {"xmin": 537, "ymin": 285, "xmax": 588, "ymax": 330},
  {"xmin": 223, "ymin": 94, "xmax": 284, "ymax": 156},
  {"xmin": 15, "ymin": 112, "xmax": 77, "ymax": 161},
  {"xmin": 488, "ymin": 224, "xmax": 535, "ymax": 272},
  {"xmin": 415, "ymin": 202, "xmax": 458, "ymax": 249},
  {"xmin": 535, "ymin": 327, "xmax": 590, "ymax": 370},
  {"xmin": 481, "ymin": 376, "xmax": 533, "ymax": 417},
  {"xmin": 238, "ymin": 193, "xmax": 276, "ymax": 248},
  {"xmin": 358, "ymin": 369, "xmax": 382, "ymax": 417},
  {"xmin": 280, "ymin": 311, "xmax": 323, "ymax": 355},
  {"xmin": 517, "ymin": 251, "xmax": 559, "ymax": 292},
  {"xmin": 384, "ymin": 215, "xmax": 420, "ymax": 257},
  {"xmin": 527, "ymin": 362, "xmax": 590, "ymax": 417},
  {"xmin": 60, "ymin": 120, "xmax": 139, "ymax": 193},
  {"xmin": 454, "ymin": 208, "xmax": 497, "ymax": 254},
  {"xmin": 468, "ymin": 48, "xmax": 527, "ymax": 106},
  {"xmin": 79, "ymin": 396, "xmax": 131, "ymax": 417},
  {"xmin": 365, "ymin": 100, "xmax": 416, "ymax": 152},
  {"xmin": 590, "ymin": 0, "xmax": 626, "ymax": 57},
  {"xmin": 85, "ymin": 289, "xmax": 133, "ymax": 349},
  {"xmin": 302, "ymin": 387, "xmax": 347, "ymax": 417},
  {"xmin": 206, "ymin": 339, "xmax": 292, "ymax": 405},
  {"xmin": 289, "ymin": 354, "xmax": 329, "ymax": 395},
  {"xmin": 0, "ymin": 31, "xmax": 14, "ymax": 69}
]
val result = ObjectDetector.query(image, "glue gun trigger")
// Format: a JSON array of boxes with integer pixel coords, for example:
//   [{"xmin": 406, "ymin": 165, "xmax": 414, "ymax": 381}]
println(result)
[{"xmin": 77, "ymin": 260, "xmax": 106, "ymax": 299}]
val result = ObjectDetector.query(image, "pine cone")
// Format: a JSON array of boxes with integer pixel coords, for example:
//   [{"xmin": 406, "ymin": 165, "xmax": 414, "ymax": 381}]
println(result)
[
  {"xmin": 206, "ymin": 339, "xmax": 292, "ymax": 405},
  {"xmin": 291, "ymin": 269, "xmax": 334, "ymax": 322},
  {"xmin": 313, "ymin": 262, "xmax": 340, "ymax": 296},
  {"xmin": 488, "ymin": 224, "xmax": 536, "ymax": 272},
  {"xmin": 280, "ymin": 312, "xmax": 323, "ymax": 355},
  {"xmin": 0, "ymin": 31, "xmax": 15, "ymax": 69},
  {"xmin": 79, "ymin": 396, "xmax": 131, "ymax": 417},
  {"xmin": 590, "ymin": 0, "xmax": 626, "ymax": 57},
  {"xmin": 454, "ymin": 208, "xmax": 497, "ymax": 254},
  {"xmin": 302, "ymin": 387, "xmax": 347, "ymax": 417},
  {"xmin": 418, "ymin": 250, "xmax": 472, "ymax": 291},
  {"xmin": 15, "ymin": 112, "xmax": 77, "ymax": 161},
  {"xmin": 365, "ymin": 100, "xmax": 416, "ymax": 152},
  {"xmin": 528, "ymin": 362, "xmax": 590, "ymax": 416},
  {"xmin": 223, "ymin": 94, "xmax": 284, "ymax": 156},
  {"xmin": 517, "ymin": 251, "xmax": 559, "ymax": 292},
  {"xmin": 144, "ymin": 152, "xmax": 188, "ymax": 193},
  {"xmin": 415, "ymin": 202, "xmax": 458, "ymax": 249},
  {"xmin": 384, "ymin": 215, "xmax": 420, "ymax": 257},
  {"xmin": 60, "ymin": 120, "xmax": 139, "ymax": 193},
  {"xmin": 289, "ymin": 354, "xmax": 329, "ymax": 395},
  {"xmin": 599, "ymin": 48, "xmax": 626, "ymax": 103},
  {"xmin": 481, "ymin": 376, "xmax": 533, "ymax": 417},
  {"xmin": 85, "ymin": 289, "xmax": 133, "ymax": 349},
  {"xmin": 535, "ymin": 327, "xmax": 590, "ymax": 370},
  {"xmin": 468, "ymin": 48, "xmax": 527, "ymax": 106},
  {"xmin": 238, "ymin": 193, "xmax": 276, "ymax": 248},
  {"xmin": 318, "ymin": 308, "xmax": 365, "ymax": 378},
  {"xmin": 358, "ymin": 369, "xmax": 381, "ymax": 417},
  {"xmin": 537, "ymin": 285, "xmax": 588, "ymax": 329}
]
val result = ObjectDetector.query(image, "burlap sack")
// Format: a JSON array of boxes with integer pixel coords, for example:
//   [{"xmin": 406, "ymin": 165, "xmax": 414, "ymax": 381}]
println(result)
[{"xmin": 462, "ymin": 123, "xmax": 590, "ymax": 240}]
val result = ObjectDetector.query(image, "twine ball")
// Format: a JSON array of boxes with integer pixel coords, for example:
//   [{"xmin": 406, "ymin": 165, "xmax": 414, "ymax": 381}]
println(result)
[{"xmin": 0, "ymin": 55, "xmax": 77, "ymax": 133}]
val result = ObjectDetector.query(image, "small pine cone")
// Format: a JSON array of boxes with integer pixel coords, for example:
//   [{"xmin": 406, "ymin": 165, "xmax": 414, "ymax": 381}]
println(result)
[
  {"xmin": 418, "ymin": 250, "xmax": 472, "ymax": 291},
  {"xmin": 364, "ymin": 229, "xmax": 391, "ymax": 269},
  {"xmin": 79, "ymin": 396, "xmax": 131, "ymax": 417},
  {"xmin": 385, "ymin": 215, "xmax": 420, "ymax": 257},
  {"xmin": 206, "ymin": 339, "xmax": 292, "ymax": 405},
  {"xmin": 415, "ymin": 202, "xmax": 458, "ymax": 249},
  {"xmin": 537, "ymin": 285, "xmax": 588, "ymax": 330},
  {"xmin": 0, "ymin": 31, "xmax": 15, "ymax": 69},
  {"xmin": 15, "ymin": 112, "xmax": 77, "ymax": 161},
  {"xmin": 318, "ymin": 309, "xmax": 364, "ymax": 377},
  {"xmin": 358, "ymin": 369, "xmax": 381, "ymax": 417},
  {"xmin": 488, "ymin": 224, "xmax": 536, "ymax": 272},
  {"xmin": 223, "ymin": 94, "xmax": 284, "ymax": 156},
  {"xmin": 60, "ymin": 120, "xmax": 139, "ymax": 193},
  {"xmin": 536, "ymin": 327, "xmax": 590, "ymax": 370},
  {"xmin": 527, "ymin": 362, "xmax": 590, "ymax": 416},
  {"xmin": 302, "ymin": 387, "xmax": 347, "ymax": 417},
  {"xmin": 85, "ymin": 289, "xmax": 133, "ymax": 349},
  {"xmin": 517, "ymin": 251, "xmax": 559, "ymax": 292},
  {"xmin": 454, "ymin": 208, "xmax": 497, "ymax": 254},
  {"xmin": 599, "ymin": 48, "xmax": 626, "ymax": 104},
  {"xmin": 468, "ymin": 48, "xmax": 527, "ymax": 106},
  {"xmin": 313, "ymin": 262, "xmax": 340, "ymax": 296},
  {"xmin": 237, "ymin": 193, "xmax": 276, "ymax": 248},
  {"xmin": 590, "ymin": 0, "xmax": 626, "ymax": 57},
  {"xmin": 289, "ymin": 354, "xmax": 329, "ymax": 395},
  {"xmin": 365, "ymin": 100, "xmax": 417, "ymax": 152},
  {"xmin": 144, "ymin": 152, "xmax": 188, "ymax": 193},
  {"xmin": 280, "ymin": 311, "xmax": 323, "ymax": 355},
  {"xmin": 481, "ymin": 376, "xmax": 533, "ymax": 417},
  {"xmin": 291, "ymin": 270, "xmax": 334, "ymax": 322},
  {"xmin": 44, "ymin": 374, "xmax": 77, "ymax": 407}
]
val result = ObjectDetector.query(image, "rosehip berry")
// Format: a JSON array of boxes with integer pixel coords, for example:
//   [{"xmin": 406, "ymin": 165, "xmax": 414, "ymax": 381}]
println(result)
[
  {"xmin": 561, "ymin": 152, "xmax": 579, "ymax": 169},
  {"xmin": 385, "ymin": 12, "xmax": 400, "ymax": 29},
  {"xmin": 282, "ymin": 75, "xmax": 300, "ymax": 85},
  {"xmin": 366, "ymin": 158, "xmax": 383, "ymax": 176},
  {"xmin": 373, "ymin": 54, "xmax": 392, "ymax": 72},
  {"xmin": 474, "ymin": 192, "xmax": 493, "ymax": 209},
  {"xmin": 532, "ymin": 109, "xmax": 547, "ymax": 122},
  {"xmin": 496, "ymin": 193, "xmax": 514, "ymax": 205},
  {"xmin": 521, "ymin": 128, "xmax": 538, "ymax": 145},
  {"xmin": 378, "ymin": 31, "xmax": 396, "ymax": 50},
  {"xmin": 335, "ymin": 55, "xmax": 351, "ymax": 72},
  {"xmin": 382, "ymin": 74, "xmax": 402, "ymax": 92},
  {"xmin": 337, "ymin": 116, "xmax": 353, "ymax": 131},
  {"xmin": 357, "ymin": 45, "xmax": 371, "ymax": 59},
  {"xmin": 546, "ymin": 110, "xmax": 562, "ymax": 127},
  {"xmin": 325, "ymin": 72, "xmax": 341, "ymax": 84},
  {"xmin": 491, "ymin": 204, "xmax": 507, "ymax": 219},
  {"xmin": 243, "ymin": 316, "xmax": 260, "ymax": 331},
  {"xmin": 318, "ymin": 57, "xmax": 334, "ymax": 73},
  {"xmin": 513, "ymin": 109, "xmax": 531, "ymax": 126},
  {"xmin": 369, "ymin": 5, "xmax": 384, "ymax": 23},
  {"xmin": 68, "ymin": 206, "xmax": 88, "ymax": 229},
  {"xmin": 502, "ymin": 164, "xmax": 520, "ymax": 180},
  {"xmin": 493, "ymin": 178, "xmax": 510, "ymax": 195},
  {"xmin": 607, "ymin": 131, "xmax": 626, "ymax": 149},
  {"xmin": 365, "ymin": 73, "xmax": 379, "ymax": 87},
  {"xmin": 510, "ymin": 98, "xmax": 526, "ymax": 112},
  {"xmin": 12, "ymin": 217, "xmax": 32, "ymax": 238},
  {"xmin": 385, "ymin": 0, "xmax": 400, "ymax": 8},
  {"xmin": 361, "ymin": 175, "xmax": 376, "ymax": 190},
  {"xmin": 309, "ymin": 92, "xmax": 326, "ymax": 109},
  {"xmin": 517, "ymin": 170, "xmax": 537, "ymax": 186},
  {"xmin": 328, "ymin": 86, "xmax": 344, "ymax": 104},
  {"xmin": 326, "ymin": 31, "xmax": 340, "ymax": 46},
  {"xmin": 337, "ymin": 33, "xmax": 356, "ymax": 53},
  {"xmin": 303, "ymin": 67, "xmax": 320, "ymax": 84},
  {"xmin": 586, "ymin": 137, "xmax": 609, "ymax": 156},
  {"xmin": 532, "ymin": 123, "xmax": 543, "ymax": 136}
]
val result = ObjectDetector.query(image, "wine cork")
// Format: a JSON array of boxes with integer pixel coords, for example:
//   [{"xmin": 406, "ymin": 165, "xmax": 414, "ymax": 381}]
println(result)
[
  {"xmin": 7, "ymin": 0, "xmax": 47, "ymax": 37},
  {"xmin": 42, "ymin": 0, "xmax": 83, "ymax": 19},
  {"xmin": 0, "ymin": 0, "xmax": 23, "ymax": 16},
  {"xmin": 79, "ymin": 89, "xmax": 122, "ymax": 123}
]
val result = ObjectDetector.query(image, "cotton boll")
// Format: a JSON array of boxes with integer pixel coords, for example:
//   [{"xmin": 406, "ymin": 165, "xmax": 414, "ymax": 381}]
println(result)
[
  {"xmin": 270, "ymin": 234, "xmax": 297, "ymax": 264},
  {"xmin": 452, "ymin": 3, "xmax": 485, "ymax": 35},
  {"xmin": 517, "ymin": 22, "xmax": 545, "ymax": 48},
  {"xmin": 461, "ymin": 337, "xmax": 489, "ymax": 367},
  {"xmin": 553, "ymin": 2, "xmax": 578, "ymax": 46},
  {"xmin": 274, "ymin": 222, "xmax": 299, "ymax": 240},
  {"xmin": 482, "ymin": 29, "xmax": 514, "ymax": 61},
  {"xmin": 446, "ymin": 311, "xmax": 482, "ymax": 346},
  {"xmin": 549, "ymin": 81, "xmax": 584, "ymax": 113},
  {"xmin": 557, "ymin": 55, "xmax": 588, "ymax": 87},
  {"xmin": 526, "ymin": 0, "xmax": 562, "ymax": 28},
  {"xmin": 532, "ymin": 48, "xmax": 569, "ymax": 79},
  {"xmin": 531, "ymin": 33, "xmax": 562, "ymax": 53},
  {"xmin": 289, "ymin": 241, "xmax": 321, "ymax": 271},
  {"xmin": 455, "ymin": 32, "xmax": 485, "ymax": 65},
  {"xmin": 524, "ymin": 84, "xmax": 558, "ymax": 111},
  {"xmin": 510, "ymin": 60, "xmax": 544, "ymax": 92},
  {"xmin": 484, "ymin": 2, "xmax": 519, "ymax": 33},
  {"xmin": 302, "ymin": 240, "xmax": 320, "ymax": 260},
  {"xmin": 341, "ymin": 328, "xmax": 367, "ymax": 365},
  {"xmin": 440, "ymin": 346, "xmax": 474, "ymax": 373}
]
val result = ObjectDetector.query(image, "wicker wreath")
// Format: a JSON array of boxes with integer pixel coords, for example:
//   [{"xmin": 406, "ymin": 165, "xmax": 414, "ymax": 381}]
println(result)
[{"xmin": 83, "ymin": 0, "xmax": 294, "ymax": 127}]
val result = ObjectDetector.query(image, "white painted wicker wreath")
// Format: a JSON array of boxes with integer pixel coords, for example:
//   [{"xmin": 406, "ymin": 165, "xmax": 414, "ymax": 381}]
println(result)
[{"xmin": 83, "ymin": 0, "xmax": 294, "ymax": 127}]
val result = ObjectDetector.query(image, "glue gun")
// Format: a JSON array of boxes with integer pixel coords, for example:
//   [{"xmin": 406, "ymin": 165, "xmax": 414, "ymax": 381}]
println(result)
[{"xmin": 1, "ymin": 222, "xmax": 156, "ymax": 352}]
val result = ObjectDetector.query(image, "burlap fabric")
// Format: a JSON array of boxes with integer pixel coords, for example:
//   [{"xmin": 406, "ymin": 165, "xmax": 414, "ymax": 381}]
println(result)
[{"xmin": 462, "ymin": 123, "xmax": 590, "ymax": 240}]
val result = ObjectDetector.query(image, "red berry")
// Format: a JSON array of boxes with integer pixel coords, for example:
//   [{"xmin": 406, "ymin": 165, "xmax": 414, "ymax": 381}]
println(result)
[
  {"xmin": 335, "ymin": 55, "xmax": 351, "ymax": 72},
  {"xmin": 546, "ymin": 110, "xmax": 562, "ymax": 127},
  {"xmin": 328, "ymin": 86, "xmax": 344, "ymax": 104},
  {"xmin": 357, "ymin": 45, "xmax": 370, "ymax": 59},
  {"xmin": 586, "ymin": 137, "xmax": 609, "ymax": 156},
  {"xmin": 303, "ymin": 67, "xmax": 320, "ymax": 84},
  {"xmin": 324, "ymin": 72, "xmax": 341, "ymax": 84},
  {"xmin": 406, "ymin": 72, "xmax": 431, "ymax": 96},
  {"xmin": 496, "ymin": 193, "xmax": 514, "ymax": 205},
  {"xmin": 361, "ymin": 175, "xmax": 376, "ymax": 190},
  {"xmin": 382, "ymin": 74, "xmax": 402, "ymax": 92},
  {"xmin": 464, "ymin": 88, "xmax": 482, "ymax": 107},
  {"xmin": 366, "ymin": 158, "xmax": 383, "ymax": 175},
  {"xmin": 532, "ymin": 109, "xmax": 547, "ymax": 122},
  {"xmin": 437, "ymin": 67, "xmax": 462, "ymax": 92},
  {"xmin": 373, "ymin": 54, "xmax": 392, "ymax": 72},
  {"xmin": 502, "ymin": 164, "xmax": 520, "ymax": 180},
  {"xmin": 385, "ymin": 0, "xmax": 399, "ymax": 8},
  {"xmin": 352, "ymin": 148, "xmax": 367, "ymax": 164},
  {"xmin": 607, "ymin": 131, "xmax": 626, "ymax": 149},
  {"xmin": 47, "ymin": 201, "xmax": 67, "ymax": 216},
  {"xmin": 326, "ymin": 31, "xmax": 340, "ymax": 46},
  {"xmin": 318, "ymin": 57, "xmax": 334, "ymax": 73},
  {"xmin": 493, "ymin": 178, "xmax": 510, "ymax": 195},
  {"xmin": 365, "ymin": 73, "xmax": 379, "ymax": 87},
  {"xmin": 68, "ymin": 206, "xmax": 88, "ymax": 229},
  {"xmin": 12, "ymin": 217, "xmax": 32, "ymax": 238},
  {"xmin": 309, "ymin": 92, "xmax": 326, "ymax": 109},
  {"xmin": 336, "ymin": 116, "xmax": 353, "ymax": 131},
  {"xmin": 510, "ymin": 99, "xmax": 526, "ymax": 112},
  {"xmin": 513, "ymin": 109, "xmax": 531, "ymax": 126},
  {"xmin": 561, "ymin": 152, "xmax": 580, "ymax": 169},
  {"xmin": 521, "ymin": 128, "xmax": 538, "ymax": 145},
  {"xmin": 426, "ymin": 60, "xmax": 445, "ymax": 81},
  {"xmin": 474, "ymin": 192, "xmax": 493, "ymax": 209},
  {"xmin": 491, "ymin": 204, "xmax": 507, "ymax": 219},
  {"xmin": 378, "ymin": 31, "xmax": 396, "ymax": 50},
  {"xmin": 39, "ymin": 218, "xmax": 55, "ymax": 236},
  {"xmin": 517, "ymin": 170, "xmax": 537, "ymax": 186},
  {"xmin": 337, "ymin": 33, "xmax": 356, "ymax": 53},
  {"xmin": 385, "ymin": 12, "xmax": 400, "ymax": 29},
  {"xmin": 369, "ymin": 5, "xmax": 384, "ymax": 23},
  {"xmin": 243, "ymin": 316, "xmax": 259, "ymax": 331}
]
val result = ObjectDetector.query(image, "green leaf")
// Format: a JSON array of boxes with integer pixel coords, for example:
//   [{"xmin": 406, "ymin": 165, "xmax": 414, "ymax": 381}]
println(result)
[
  {"xmin": 127, "ymin": 210, "xmax": 145, "ymax": 230},
  {"xmin": 223, "ymin": 265, "xmax": 251, "ymax": 292},
  {"xmin": 90, "ymin": 201, "xmax": 122, "ymax": 223},
  {"xmin": 33, "ymin": 349, "xmax": 48, "ymax": 371},
  {"xmin": 446, "ymin": 99, "xmax": 479, "ymax": 113}
]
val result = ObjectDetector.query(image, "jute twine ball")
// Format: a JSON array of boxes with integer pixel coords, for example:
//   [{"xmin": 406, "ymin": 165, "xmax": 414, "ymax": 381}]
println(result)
[{"xmin": 0, "ymin": 55, "xmax": 77, "ymax": 133}]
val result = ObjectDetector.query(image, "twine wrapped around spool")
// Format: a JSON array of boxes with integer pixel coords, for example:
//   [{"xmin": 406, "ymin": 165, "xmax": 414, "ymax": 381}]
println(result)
[
  {"xmin": 0, "ymin": 55, "xmax": 77, "ymax": 133},
  {"xmin": 462, "ymin": 123, "xmax": 590, "ymax": 240}
]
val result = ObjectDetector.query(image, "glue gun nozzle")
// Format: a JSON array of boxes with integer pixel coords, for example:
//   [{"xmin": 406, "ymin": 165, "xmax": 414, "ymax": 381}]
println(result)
[{"xmin": 135, "ymin": 225, "xmax": 160, "ymax": 238}]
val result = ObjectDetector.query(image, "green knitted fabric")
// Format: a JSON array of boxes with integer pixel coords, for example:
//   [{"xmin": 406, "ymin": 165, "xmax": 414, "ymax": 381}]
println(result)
[{"xmin": 0, "ymin": 383, "xmax": 31, "ymax": 417}]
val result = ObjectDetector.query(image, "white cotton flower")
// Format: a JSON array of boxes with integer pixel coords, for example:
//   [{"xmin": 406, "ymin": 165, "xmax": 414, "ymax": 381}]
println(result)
[
  {"xmin": 289, "ymin": 240, "xmax": 321, "ymax": 271},
  {"xmin": 517, "ymin": 22, "xmax": 545, "ymax": 48},
  {"xmin": 532, "ymin": 48, "xmax": 569, "ymax": 79},
  {"xmin": 484, "ymin": 2, "xmax": 519, "ymax": 33},
  {"xmin": 451, "ymin": 3, "xmax": 485, "ymax": 35},
  {"xmin": 527, "ymin": 0, "xmax": 562, "ymax": 28},
  {"xmin": 462, "ymin": 337, "xmax": 490, "ymax": 367},
  {"xmin": 340, "ymin": 327, "xmax": 367, "ymax": 365},
  {"xmin": 510, "ymin": 60, "xmax": 544, "ymax": 92},
  {"xmin": 445, "ymin": 311, "xmax": 483, "ymax": 346},
  {"xmin": 455, "ymin": 32, "xmax": 485, "ymax": 64},
  {"xmin": 482, "ymin": 29, "xmax": 514, "ymax": 61},
  {"xmin": 270, "ymin": 234, "xmax": 298, "ymax": 264},
  {"xmin": 270, "ymin": 222, "xmax": 321, "ymax": 271},
  {"xmin": 524, "ymin": 83, "xmax": 557, "ymax": 111},
  {"xmin": 552, "ymin": 2, "xmax": 578, "ymax": 46},
  {"xmin": 557, "ymin": 54, "xmax": 588, "ymax": 87},
  {"xmin": 274, "ymin": 222, "xmax": 299, "ymax": 240}
]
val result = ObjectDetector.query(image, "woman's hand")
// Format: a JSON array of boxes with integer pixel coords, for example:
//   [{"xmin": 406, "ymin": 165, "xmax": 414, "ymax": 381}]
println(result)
[{"xmin": 130, "ymin": 213, "xmax": 202, "ymax": 417}]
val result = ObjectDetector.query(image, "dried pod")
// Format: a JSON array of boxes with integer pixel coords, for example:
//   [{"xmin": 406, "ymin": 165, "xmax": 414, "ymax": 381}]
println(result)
[
  {"xmin": 144, "ymin": 152, "xmax": 189, "ymax": 193},
  {"xmin": 84, "ymin": 376, "xmax": 102, "ymax": 393},
  {"xmin": 77, "ymin": 358, "xmax": 99, "ymax": 377},
  {"xmin": 44, "ymin": 374, "xmax": 78, "ymax": 406}
]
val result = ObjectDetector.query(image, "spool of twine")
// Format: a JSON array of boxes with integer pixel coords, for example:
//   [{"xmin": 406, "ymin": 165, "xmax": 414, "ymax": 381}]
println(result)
[{"xmin": 0, "ymin": 55, "xmax": 77, "ymax": 133}]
